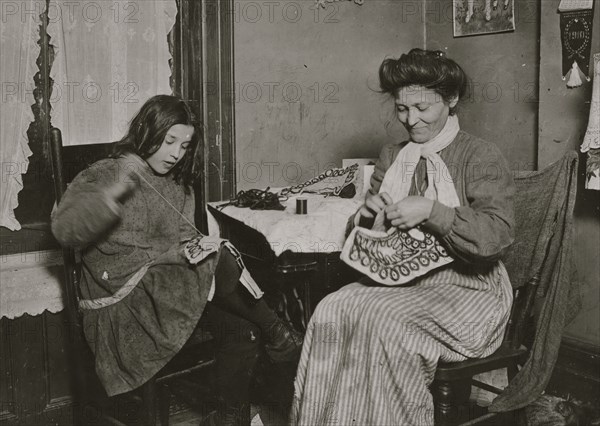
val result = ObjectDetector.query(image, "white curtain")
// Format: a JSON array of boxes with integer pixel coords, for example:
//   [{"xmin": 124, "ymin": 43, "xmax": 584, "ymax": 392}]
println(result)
[
  {"xmin": 47, "ymin": 0, "xmax": 177, "ymax": 146},
  {"xmin": 0, "ymin": 0, "xmax": 44, "ymax": 230}
]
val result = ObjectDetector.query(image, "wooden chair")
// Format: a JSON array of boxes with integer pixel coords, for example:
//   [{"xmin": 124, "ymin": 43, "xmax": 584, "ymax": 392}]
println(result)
[
  {"xmin": 49, "ymin": 128, "xmax": 215, "ymax": 425},
  {"xmin": 432, "ymin": 152, "xmax": 579, "ymax": 425}
]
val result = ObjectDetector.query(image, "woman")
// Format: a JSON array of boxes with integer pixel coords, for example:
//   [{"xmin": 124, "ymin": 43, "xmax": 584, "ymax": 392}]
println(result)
[
  {"xmin": 290, "ymin": 49, "xmax": 515, "ymax": 425},
  {"xmin": 51, "ymin": 95, "xmax": 302, "ymax": 425}
]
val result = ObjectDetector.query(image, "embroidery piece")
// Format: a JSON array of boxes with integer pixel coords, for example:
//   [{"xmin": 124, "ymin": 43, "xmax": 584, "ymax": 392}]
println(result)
[
  {"xmin": 184, "ymin": 235, "xmax": 224, "ymax": 265},
  {"xmin": 279, "ymin": 163, "xmax": 359, "ymax": 198},
  {"xmin": 184, "ymin": 235, "xmax": 264, "ymax": 299},
  {"xmin": 341, "ymin": 226, "xmax": 453, "ymax": 286}
]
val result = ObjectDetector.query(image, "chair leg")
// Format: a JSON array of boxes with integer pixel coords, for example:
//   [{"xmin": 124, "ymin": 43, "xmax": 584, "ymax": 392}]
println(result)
[
  {"xmin": 433, "ymin": 380, "xmax": 464, "ymax": 426},
  {"xmin": 303, "ymin": 277, "xmax": 312, "ymax": 329},
  {"xmin": 507, "ymin": 362, "xmax": 519, "ymax": 381},
  {"xmin": 158, "ymin": 384, "xmax": 171, "ymax": 426},
  {"xmin": 142, "ymin": 379, "xmax": 158, "ymax": 426}
]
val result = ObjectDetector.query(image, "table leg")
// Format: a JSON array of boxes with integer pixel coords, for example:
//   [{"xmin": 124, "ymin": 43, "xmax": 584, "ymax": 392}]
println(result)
[
  {"xmin": 275, "ymin": 261, "xmax": 318, "ymax": 332},
  {"xmin": 291, "ymin": 287, "xmax": 306, "ymax": 330},
  {"xmin": 303, "ymin": 278, "xmax": 312, "ymax": 328}
]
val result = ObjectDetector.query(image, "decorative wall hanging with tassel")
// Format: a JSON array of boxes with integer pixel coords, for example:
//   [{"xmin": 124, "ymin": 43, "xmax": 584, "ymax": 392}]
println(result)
[{"xmin": 558, "ymin": 0, "xmax": 595, "ymax": 88}]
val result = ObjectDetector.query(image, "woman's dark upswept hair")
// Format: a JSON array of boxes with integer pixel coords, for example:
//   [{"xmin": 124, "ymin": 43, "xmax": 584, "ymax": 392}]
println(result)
[
  {"xmin": 379, "ymin": 48, "xmax": 468, "ymax": 115},
  {"xmin": 113, "ymin": 95, "xmax": 201, "ymax": 188}
]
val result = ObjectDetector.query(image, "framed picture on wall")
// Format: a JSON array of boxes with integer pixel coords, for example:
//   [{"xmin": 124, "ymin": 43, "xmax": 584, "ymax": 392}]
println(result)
[{"xmin": 453, "ymin": 0, "xmax": 516, "ymax": 37}]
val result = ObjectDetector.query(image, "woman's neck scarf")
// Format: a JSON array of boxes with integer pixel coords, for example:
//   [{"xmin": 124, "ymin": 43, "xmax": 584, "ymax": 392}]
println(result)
[
  {"xmin": 340, "ymin": 115, "xmax": 461, "ymax": 286},
  {"xmin": 379, "ymin": 114, "xmax": 461, "ymax": 208}
]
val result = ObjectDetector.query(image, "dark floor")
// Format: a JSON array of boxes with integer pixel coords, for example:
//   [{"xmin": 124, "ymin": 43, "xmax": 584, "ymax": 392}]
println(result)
[
  {"xmin": 170, "ymin": 404, "xmax": 285, "ymax": 426},
  {"xmin": 168, "ymin": 402, "xmax": 520, "ymax": 426},
  {"xmin": 166, "ymin": 385, "xmax": 599, "ymax": 426},
  {"xmin": 116, "ymin": 359, "xmax": 599, "ymax": 426},
  {"xmin": 165, "ymin": 367, "xmax": 519, "ymax": 426},
  {"xmin": 170, "ymin": 357, "xmax": 296, "ymax": 425}
]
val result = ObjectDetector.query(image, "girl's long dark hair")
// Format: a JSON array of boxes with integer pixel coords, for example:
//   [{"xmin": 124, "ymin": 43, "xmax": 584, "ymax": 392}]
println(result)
[{"xmin": 112, "ymin": 95, "xmax": 202, "ymax": 188}]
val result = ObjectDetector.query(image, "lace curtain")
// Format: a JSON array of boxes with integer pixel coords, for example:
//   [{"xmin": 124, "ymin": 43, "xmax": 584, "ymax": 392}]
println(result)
[
  {"xmin": 0, "ymin": 1, "xmax": 43, "ymax": 230},
  {"xmin": 0, "ymin": 0, "xmax": 176, "ymax": 230},
  {"xmin": 47, "ymin": 0, "xmax": 177, "ymax": 146}
]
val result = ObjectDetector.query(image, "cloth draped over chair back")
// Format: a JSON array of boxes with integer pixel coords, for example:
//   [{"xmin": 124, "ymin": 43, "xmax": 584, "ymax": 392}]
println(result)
[{"xmin": 490, "ymin": 151, "xmax": 580, "ymax": 412}]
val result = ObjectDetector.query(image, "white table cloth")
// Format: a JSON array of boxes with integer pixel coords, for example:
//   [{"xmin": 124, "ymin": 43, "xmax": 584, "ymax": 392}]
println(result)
[{"xmin": 208, "ymin": 194, "xmax": 362, "ymax": 257}]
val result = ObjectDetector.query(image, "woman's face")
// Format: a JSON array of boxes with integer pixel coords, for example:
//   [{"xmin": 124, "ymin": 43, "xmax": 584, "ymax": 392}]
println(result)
[
  {"xmin": 395, "ymin": 85, "xmax": 457, "ymax": 143},
  {"xmin": 146, "ymin": 124, "xmax": 194, "ymax": 175}
]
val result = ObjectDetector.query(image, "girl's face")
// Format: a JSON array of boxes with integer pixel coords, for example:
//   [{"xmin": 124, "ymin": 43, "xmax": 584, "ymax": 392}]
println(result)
[
  {"xmin": 146, "ymin": 124, "xmax": 194, "ymax": 175},
  {"xmin": 395, "ymin": 85, "xmax": 458, "ymax": 144}
]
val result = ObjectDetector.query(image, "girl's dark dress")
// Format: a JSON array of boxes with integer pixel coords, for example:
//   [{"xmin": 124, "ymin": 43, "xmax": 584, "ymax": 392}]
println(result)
[{"xmin": 52, "ymin": 158, "xmax": 217, "ymax": 396}]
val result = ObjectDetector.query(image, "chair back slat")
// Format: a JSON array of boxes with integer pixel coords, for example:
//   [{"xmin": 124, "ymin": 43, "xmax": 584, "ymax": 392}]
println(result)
[
  {"xmin": 62, "ymin": 141, "xmax": 116, "ymax": 183},
  {"xmin": 50, "ymin": 128, "xmax": 83, "ymax": 329},
  {"xmin": 50, "ymin": 127, "xmax": 67, "ymax": 203},
  {"xmin": 504, "ymin": 274, "xmax": 539, "ymax": 349},
  {"xmin": 512, "ymin": 274, "xmax": 539, "ymax": 349},
  {"xmin": 49, "ymin": 127, "xmax": 115, "ymax": 334},
  {"xmin": 502, "ymin": 287, "xmax": 520, "ymax": 347}
]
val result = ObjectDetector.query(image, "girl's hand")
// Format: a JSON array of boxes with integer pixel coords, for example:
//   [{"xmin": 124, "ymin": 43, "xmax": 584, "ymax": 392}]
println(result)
[
  {"xmin": 358, "ymin": 192, "xmax": 393, "ymax": 219},
  {"xmin": 105, "ymin": 153, "xmax": 149, "ymax": 201},
  {"xmin": 385, "ymin": 196, "xmax": 434, "ymax": 230},
  {"xmin": 119, "ymin": 153, "xmax": 150, "ymax": 180}
]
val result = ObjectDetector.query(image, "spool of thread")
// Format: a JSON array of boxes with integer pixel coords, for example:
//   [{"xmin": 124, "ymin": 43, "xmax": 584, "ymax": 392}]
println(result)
[{"xmin": 296, "ymin": 197, "xmax": 308, "ymax": 214}]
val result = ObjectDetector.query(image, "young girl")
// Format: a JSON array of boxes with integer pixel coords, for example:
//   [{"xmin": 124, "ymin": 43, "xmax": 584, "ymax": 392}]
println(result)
[{"xmin": 51, "ymin": 95, "xmax": 302, "ymax": 425}]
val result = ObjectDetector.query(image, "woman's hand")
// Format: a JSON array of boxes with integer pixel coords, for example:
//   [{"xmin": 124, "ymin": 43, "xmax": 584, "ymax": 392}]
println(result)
[
  {"xmin": 358, "ymin": 192, "xmax": 393, "ymax": 219},
  {"xmin": 385, "ymin": 196, "xmax": 434, "ymax": 230}
]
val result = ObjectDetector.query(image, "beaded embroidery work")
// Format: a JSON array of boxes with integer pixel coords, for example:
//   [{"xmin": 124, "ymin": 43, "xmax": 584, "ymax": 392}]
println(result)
[
  {"xmin": 340, "ymin": 226, "xmax": 453, "ymax": 286},
  {"xmin": 279, "ymin": 163, "xmax": 359, "ymax": 197},
  {"xmin": 184, "ymin": 235, "xmax": 223, "ymax": 264},
  {"xmin": 184, "ymin": 235, "xmax": 264, "ymax": 299}
]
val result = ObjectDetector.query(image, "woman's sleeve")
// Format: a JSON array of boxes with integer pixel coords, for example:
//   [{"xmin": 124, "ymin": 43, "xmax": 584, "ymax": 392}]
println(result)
[
  {"xmin": 422, "ymin": 143, "xmax": 515, "ymax": 264},
  {"xmin": 368, "ymin": 143, "xmax": 397, "ymax": 196},
  {"xmin": 179, "ymin": 191, "xmax": 200, "ymax": 241},
  {"xmin": 345, "ymin": 144, "xmax": 397, "ymax": 235},
  {"xmin": 51, "ymin": 162, "xmax": 122, "ymax": 249}
]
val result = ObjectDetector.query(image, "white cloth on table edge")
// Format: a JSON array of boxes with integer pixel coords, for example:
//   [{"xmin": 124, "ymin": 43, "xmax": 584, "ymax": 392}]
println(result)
[{"xmin": 206, "ymin": 194, "xmax": 363, "ymax": 257}]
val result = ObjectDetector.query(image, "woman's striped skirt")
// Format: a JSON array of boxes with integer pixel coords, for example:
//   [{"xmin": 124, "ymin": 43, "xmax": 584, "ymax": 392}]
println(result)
[{"xmin": 290, "ymin": 262, "xmax": 513, "ymax": 426}]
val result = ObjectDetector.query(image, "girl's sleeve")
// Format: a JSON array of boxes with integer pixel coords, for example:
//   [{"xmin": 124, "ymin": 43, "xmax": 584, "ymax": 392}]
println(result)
[
  {"xmin": 179, "ymin": 191, "xmax": 200, "ymax": 241},
  {"xmin": 422, "ymin": 143, "xmax": 515, "ymax": 264},
  {"xmin": 51, "ymin": 161, "xmax": 123, "ymax": 249}
]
